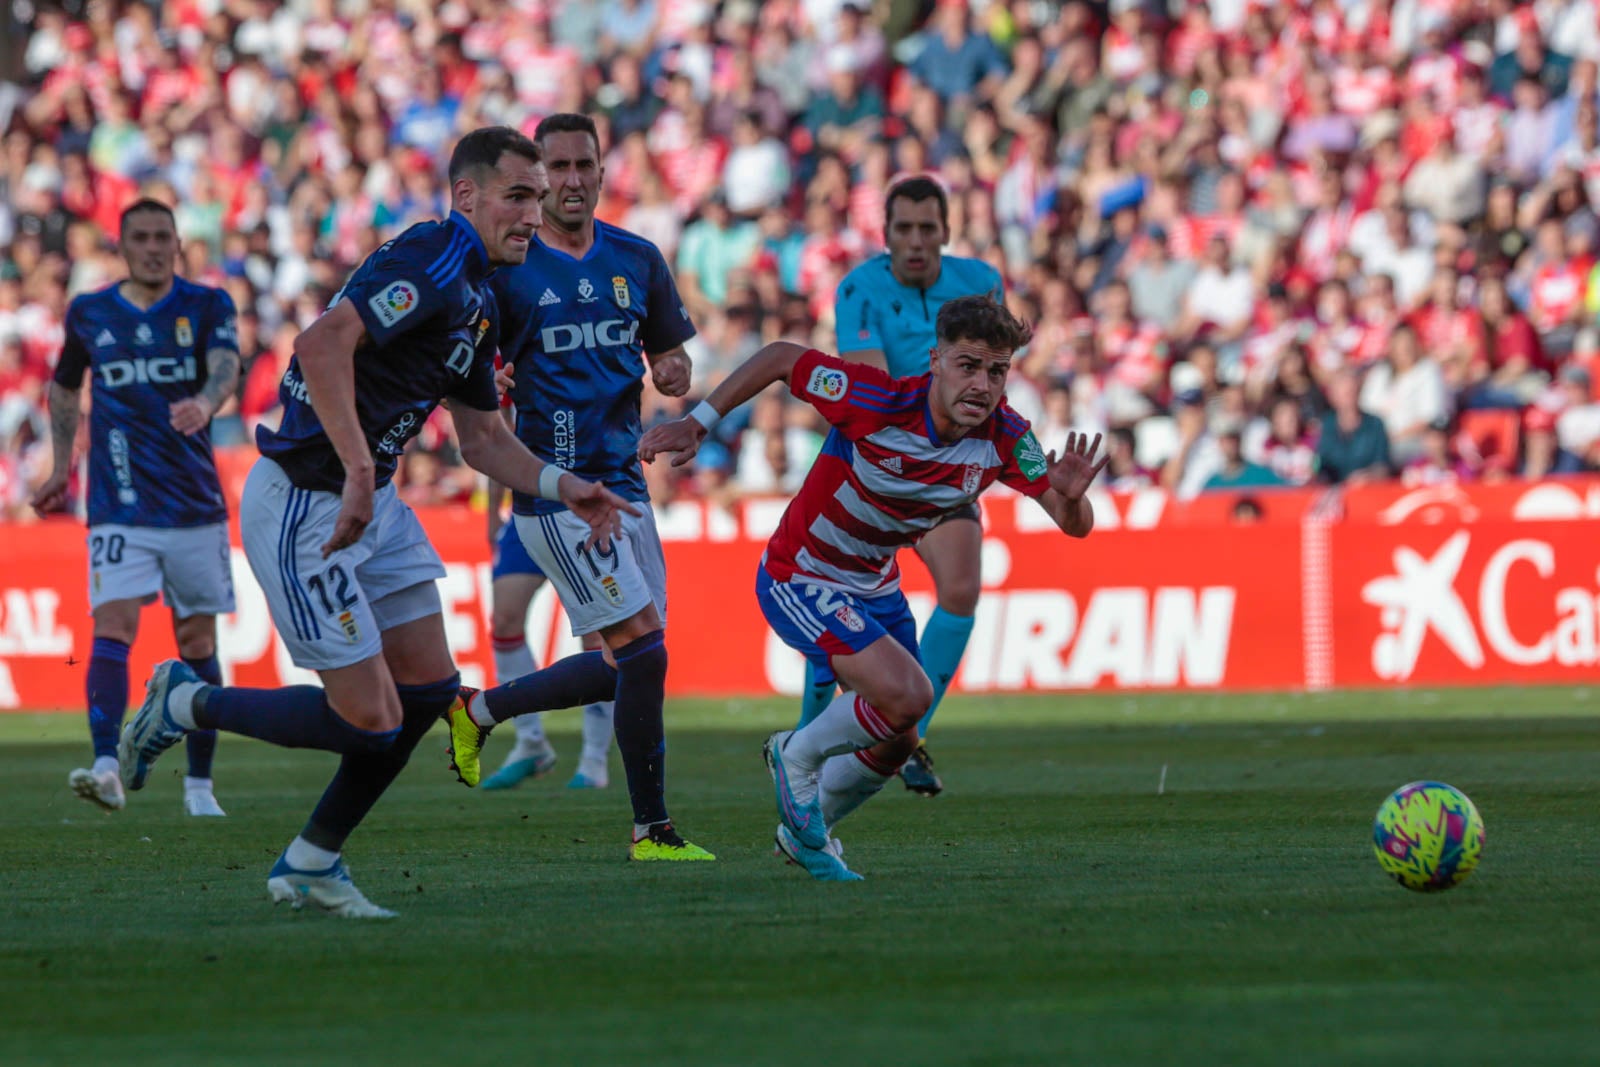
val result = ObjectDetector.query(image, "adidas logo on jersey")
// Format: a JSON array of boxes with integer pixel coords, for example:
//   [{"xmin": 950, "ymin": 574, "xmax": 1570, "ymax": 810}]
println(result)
[
  {"xmin": 95, "ymin": 329, "xmax": 116, "ymax": 347},
  {"xmin": 880, "ymin": 456, "xmax": 903, "ymax": 474},
  {"xmin": 539, "ymin": 289, "xmax": 561, "ymax": 306}
]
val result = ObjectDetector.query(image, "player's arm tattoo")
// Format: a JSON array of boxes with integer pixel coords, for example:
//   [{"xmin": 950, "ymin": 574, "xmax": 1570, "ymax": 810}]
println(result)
[
  {"xmin": 200, "ymin": 346, "xmax": 242, "ymax": 413},
  {"xmin": 47, "ymin": 382, "xmax": 81, "ymax": 474}
]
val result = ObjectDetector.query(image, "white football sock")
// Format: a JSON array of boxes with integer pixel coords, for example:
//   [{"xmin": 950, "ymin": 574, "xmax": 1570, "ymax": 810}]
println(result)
[
  {"xmin": 285, "ymin": 835, "xmax": 339, "ymax": 871},
  {"xmin": 512, "ymin": 712, "xmax": 547, "ymax": 746},
  {"xmin": 782, "ymin": 692, "xmax": 899, "ymax": 773},
  {"xmin": 492, "ymin": 639, "xmax": 537, "ymax": 684},
  {"xmin": 167, "ymin": 680, "xmax": 203, "ymax": 729},
  {"xmin": 466, "ymin": 691, "xmax": 496, "ymax": 728},
  {"xmin": 820, "ymin": 751, "xmax": 894, "ymax": 828},
  {"xmin": 93, "ymin": 755, "xmax": 119, "ymax": 777},
  {"xmin": 581, "ymin": 702, "xmax": 613, "ymax": 765},
  {"xmin": 183, "ymin": 776, "xmax": 213, "ymax": 794}
]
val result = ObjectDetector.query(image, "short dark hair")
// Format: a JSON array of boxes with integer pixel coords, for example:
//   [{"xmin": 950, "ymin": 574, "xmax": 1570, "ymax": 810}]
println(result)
[
  {"xmin": 936, "ymin": 294, "xmax": 1033, "ymax": 353},
  {"xmin": 884, "ymin": 176, "xmax": 948, "ymax": 231},
  {"xmin": 448, "ymin": 126, "xmax": 542, "ymax": 183},
  {"xmin": 533, "ymin": 112, "xmax": 601, "ymax": 155},
  {"xmin": 119, "ymin": 197, "xmax": 176, "ymax": 234}
]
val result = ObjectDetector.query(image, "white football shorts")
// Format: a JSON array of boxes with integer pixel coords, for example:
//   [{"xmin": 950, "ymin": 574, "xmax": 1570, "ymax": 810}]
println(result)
[
  {"xmin": 239, "ymin": 457, "xmax": 444, "ymax": 671},
  {"xmin": 87, "ymin": 522, "xmax": 236, "ymax": 617},
  {"xmin": 513, "ymin": 503, "xmax": 666, "ymax": 636}
]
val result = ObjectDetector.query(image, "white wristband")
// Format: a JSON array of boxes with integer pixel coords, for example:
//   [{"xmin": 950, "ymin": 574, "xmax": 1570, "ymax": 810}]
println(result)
[
  {"xmin": 537, "ymin": 464, "xmax": 568, "ymax": 501},
  {"xmin": 688, "ymin": 400, "xmax": 721, "ymax": 432}
]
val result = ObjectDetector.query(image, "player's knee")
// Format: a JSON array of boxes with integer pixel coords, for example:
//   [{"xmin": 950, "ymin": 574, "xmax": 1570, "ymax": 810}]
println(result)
[
  {"xmin": 877, "ymin": 673, "xmax": 933, "ymax": 731},
  {"xmin": 329, "ymin": 689, "xmax": 404, "ymax": 736},
  {"xmin": 176, "ymin": 634, "xmax": 215, "ymax": 661},
  {"xmin": 936, "ymin": 576, "xmax": 981, "ymax": 616},
  {"xmin": 489, "ymin": 609, "xmax": 526, "ymax": 642}
]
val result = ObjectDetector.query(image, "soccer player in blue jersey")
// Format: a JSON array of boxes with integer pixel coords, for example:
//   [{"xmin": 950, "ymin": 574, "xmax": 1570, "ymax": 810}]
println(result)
[
  {"xmin": 480, "ymin": 464, "xmax": 614, "ymax": 791},
  {"xmin": 33, "ymin": 198, "xmax": 240, "ymax": 818},
  {"xmin": 119, "ymin": 127, "xmax": 637, "ymax": 917},
  {"xmin": 444, "ymin": 113, "xmax": 713, "ymax": 862},
  {"xmin": 825, "ymin": 176, "xmax": 1006, "ymax": 796}
]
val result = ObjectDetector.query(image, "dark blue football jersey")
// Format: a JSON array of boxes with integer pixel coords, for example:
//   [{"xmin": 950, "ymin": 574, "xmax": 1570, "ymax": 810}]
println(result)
[
  {"xmin": 257, "ymin": 211, "xmax": 501, "ymax": 492},
  {"xmin": 490, "ymin": 220, "xmax": 695, "ymax": 516},
  {"xmin": 54, "ymin": 277, "xmax": 238, "ymax": 528}
]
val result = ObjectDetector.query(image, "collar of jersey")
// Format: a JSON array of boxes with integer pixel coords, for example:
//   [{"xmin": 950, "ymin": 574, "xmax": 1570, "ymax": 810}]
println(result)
[
  {"xmin": 446, "ymin": 210, "xmax": 491, "ymax": 280},
  {"xmin": 111, "ymin": 279, "xmax": 181, "ymax": 317},
  {"xmin": 532, "ymin": 221, "xmax": 604, "ymax": 263}
]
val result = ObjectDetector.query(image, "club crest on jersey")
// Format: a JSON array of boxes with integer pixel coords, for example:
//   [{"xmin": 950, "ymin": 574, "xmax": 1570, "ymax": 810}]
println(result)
[
  {"xmin": 1013, "ymin": 429, "xmax": 1048, "ymax": 481},
  {"xmin": 577, "ymin": 277, "xmax": 597, "ymax": 303},
  {"xmin": 174, "ymin": 317, "xmax": 193, "ymax": 347},
  {"xmin": 612, "ymin": 275, "xmax": 630, "ymax": 308},
  {"xmin": 477, "ymin": 316, "xmax": 491, "ymax": 343},
  {"xmin": 600, "ymin": 575, "xmax": 624, "ymax": 606},
  {"xmin": 806, "ymin": 366, "xmax": 848, "ymax": 402},
  {"xmin": 834, "ymin": 605, "xmax": 866, "ymax": 633},
  {"xmin": 338, "ymin": 610, "xmax": 360, "ymax": 643},
  {"xmin": 134, "ymin": 323, "xmax": 154, "ymax": 346},
  {"xmin": 962, "ymin": 464, "xmax": 983, "ymax": 495},
  {"xmin": 369, "ymin": 280, "xmax": 419, "ymax": 327}
]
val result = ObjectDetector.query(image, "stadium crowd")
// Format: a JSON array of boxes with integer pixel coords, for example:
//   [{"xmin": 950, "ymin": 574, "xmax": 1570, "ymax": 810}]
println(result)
[{"xmin": 6, "ymin": 0, "xmax": 1600, "ymax": 519}]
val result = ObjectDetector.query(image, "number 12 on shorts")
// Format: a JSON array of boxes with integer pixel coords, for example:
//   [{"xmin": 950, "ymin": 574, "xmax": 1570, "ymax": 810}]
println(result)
[{"xmin": 308, "ymin": 563, "xmax": 361, "ymax": 642}]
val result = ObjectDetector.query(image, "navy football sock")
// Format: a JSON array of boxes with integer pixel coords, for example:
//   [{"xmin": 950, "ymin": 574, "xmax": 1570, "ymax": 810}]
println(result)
[
  {"xmin": 302, "ymin": 674, "xmax": 459, "ymax": 853},
  {"xmin": 482, "ymin": 651, "xmax": 618, "ymax": 723},
  {"xmin": 611, "ymin": 631, "xmax": 669, "ymax": 827},
  {"xmin": 196, "ymin": 685, "xmax": 399, "ymax": 754},
  {"xmin": 86, "ymin": 637, "xmax": 130, "ymax": 761},
  {"xmin": 181, "ymin": 655, "xmax": 223, "ymax": 778}
]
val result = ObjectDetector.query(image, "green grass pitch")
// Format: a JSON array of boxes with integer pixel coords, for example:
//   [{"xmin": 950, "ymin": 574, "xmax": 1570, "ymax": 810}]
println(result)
[{"xmin": 2, "ymin": 688, "xmax": 1598, "ymax": 1066}]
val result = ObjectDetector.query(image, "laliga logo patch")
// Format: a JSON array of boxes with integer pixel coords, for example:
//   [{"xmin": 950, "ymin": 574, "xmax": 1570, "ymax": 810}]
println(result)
[
  {"xmin": 962, "ymin": 464, "xmax": 983, "ymax": 496},
  {"xmin": 601, "ymin": 575, "xmax": 624, "ymax": 605},
  {"xmin": 174, "ymin": 317, "xmax": 193, "ymax": 347},
  {"xmin": 1013, "ymin": 429, "xmax": 1048, "ymax": 481},
  {"xmin": 834, "ymin": 605, "xmax": 866, "ymax": 633},
  {"xmin": 369, "ymin": 280, "xmax": 419, "ymax": 327},
  {"xmin": 338, "ymin": 610, "xmax": 361, "ymax": 643},
  {"xmin": 612, "ymin": 275, "xmax": 630, "ymax": 308},
  {"xmin": 806, "ymin": 366, "xmax": 848, "ymax": 402}
]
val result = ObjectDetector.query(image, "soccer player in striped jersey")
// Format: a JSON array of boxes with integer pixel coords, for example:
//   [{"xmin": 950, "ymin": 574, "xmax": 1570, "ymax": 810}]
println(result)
[{"xmin": 640, "ymin": 295, "xmax": 1108, "ymax": 879}]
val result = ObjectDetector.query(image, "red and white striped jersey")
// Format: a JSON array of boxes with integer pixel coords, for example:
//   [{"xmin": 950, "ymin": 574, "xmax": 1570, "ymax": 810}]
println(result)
[{"xmin": 764, "ymin": 350, "xmax": 1051, "ymax": 596}]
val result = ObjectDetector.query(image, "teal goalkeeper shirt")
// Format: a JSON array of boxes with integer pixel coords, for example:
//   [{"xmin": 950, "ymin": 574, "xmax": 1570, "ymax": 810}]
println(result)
[{"xmin": 834, "ymin": 253, "xmax": 1005, "ymax": 378}]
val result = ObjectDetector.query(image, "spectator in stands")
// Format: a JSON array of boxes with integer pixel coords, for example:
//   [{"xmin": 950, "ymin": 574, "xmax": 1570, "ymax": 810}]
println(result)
[{"xmin": 1317, "ymin": 368, "xmax": 1393, "ymax": 485}]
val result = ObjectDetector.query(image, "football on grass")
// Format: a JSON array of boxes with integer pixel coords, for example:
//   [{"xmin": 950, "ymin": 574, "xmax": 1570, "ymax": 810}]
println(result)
[{"xmin": 1373, "ymin": 781, "xmax": 1485, "ymax": 892}]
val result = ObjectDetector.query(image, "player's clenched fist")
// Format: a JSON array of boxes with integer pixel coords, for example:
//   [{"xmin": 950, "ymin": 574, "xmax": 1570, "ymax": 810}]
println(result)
[
  {"xmin": 649, "ymin": 352, "xmax": 692, "ymax": 398},
  {"xmin": 638, "ymin": 416, "xmax": 705, "ymax": 467}
]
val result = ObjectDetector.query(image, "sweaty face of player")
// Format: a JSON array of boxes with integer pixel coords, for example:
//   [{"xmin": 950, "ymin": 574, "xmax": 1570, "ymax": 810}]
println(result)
[
  {"xmin": 929, "ymin": 337, "xmax": 1012, "ymax": 437},
  {"xmin": 885, "ymin": 196, "xmax": 947, "ymax": 288},
  {"xmin": 539, "ymin": 129, "xmax": 603, "ymax": 233},
  {"xmin": 470, "ymin": 155, "xmax": 547, "ymax": 266},
  {"xmin": 119, "ymin": 209, "xmax": 178, "ymax": 290}
]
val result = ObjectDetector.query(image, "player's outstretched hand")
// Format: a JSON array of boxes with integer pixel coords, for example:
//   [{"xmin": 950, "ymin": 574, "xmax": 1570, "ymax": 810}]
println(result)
[
  {"xmin": 559, "ymin": 475, "xmax": 642, "ymax": 551},
  {"xmin": 322, "ymin": 473, "xmax": 374, "ymax": 558},
  {"xmin": 650, "ymin": 353, "xmax": 693, "ymax": 398},
  {"xmin": 494, "ymin": 361, "xmax": 515, "ymax": 399},
  {"xmin": 30, "ymin": 469, "xmax": 69, "ymax": 518},
  {"xmin": 168, "ymin": 396, "xmax": 215, "ymax": 436},
  {"xmin": 1046, "ymin": 431, "xmax": 1109, "ymax": 500},
  {"xmin": 638, "ymin": 417, "xmax": 706, "ymax": 468}
]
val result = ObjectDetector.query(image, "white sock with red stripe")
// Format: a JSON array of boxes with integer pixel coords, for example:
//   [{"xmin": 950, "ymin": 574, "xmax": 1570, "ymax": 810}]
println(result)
[
  {"xmin": 820, "ymin": 749, "xmax": 897, "ymax": 827},
  {"xmin": 492, "ymin": 636, "xmax": 545, "ymax": 744},
  {"xmin": 782, "ymin": 692, "xmax": 899, "ymax": 774}
]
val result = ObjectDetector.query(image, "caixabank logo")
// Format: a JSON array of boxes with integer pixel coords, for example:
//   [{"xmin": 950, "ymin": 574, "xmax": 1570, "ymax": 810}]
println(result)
[{"xmin": 1360, "ymin": 530, "xmax": 1600, "ymax": 681}]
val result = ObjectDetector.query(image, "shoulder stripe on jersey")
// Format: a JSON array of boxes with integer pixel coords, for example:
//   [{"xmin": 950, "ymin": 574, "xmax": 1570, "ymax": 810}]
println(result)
[
  {"xmin": 427, "ymin": 232, "xmax": 470, "ymax": 287},
  {"xmin": 846, "ymin": 396, "xmax": 901, "ymax": 413}
]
